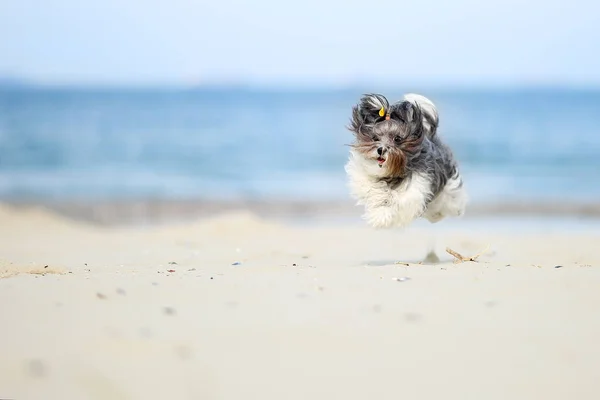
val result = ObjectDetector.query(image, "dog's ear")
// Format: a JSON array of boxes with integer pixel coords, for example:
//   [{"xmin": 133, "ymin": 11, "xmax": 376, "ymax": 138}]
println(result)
[
  {"xmin": 392, "ymin": 100, "xmax": 423, "ymax": 134},
  {"xmin": 348, "ymin": 94, "xmax": 390, "ymax": 133}
]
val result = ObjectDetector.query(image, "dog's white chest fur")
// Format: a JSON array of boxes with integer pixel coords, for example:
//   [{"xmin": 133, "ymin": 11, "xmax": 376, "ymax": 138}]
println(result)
[{"xmin": 345, "ymin": 150, "xmax": 467, "ymax": 229}]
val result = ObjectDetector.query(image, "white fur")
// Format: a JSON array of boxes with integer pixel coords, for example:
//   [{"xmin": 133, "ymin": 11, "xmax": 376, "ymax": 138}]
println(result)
[
  {"xmin": 345, "ymin": 149, "xmax": 467, "ymax": 229},
  {"xmin": 366, "ymin": 96, "xmax": 386, "ymax": 110}
]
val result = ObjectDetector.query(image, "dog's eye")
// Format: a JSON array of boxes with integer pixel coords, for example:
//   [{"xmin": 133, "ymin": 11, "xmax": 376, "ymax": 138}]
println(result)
[
  {"xmin": 394, "ymin": 135, "xmax": 402, "ymax": 143},
  {"xmin": 372, "ymin": 135, "xmax": 378, "ymax": 141}
]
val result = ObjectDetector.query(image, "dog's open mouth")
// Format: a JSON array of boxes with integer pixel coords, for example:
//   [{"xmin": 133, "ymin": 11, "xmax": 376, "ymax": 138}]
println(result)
[{"xmin": 377, "ymin": 157, "xmax": 386, "ymax": 167}]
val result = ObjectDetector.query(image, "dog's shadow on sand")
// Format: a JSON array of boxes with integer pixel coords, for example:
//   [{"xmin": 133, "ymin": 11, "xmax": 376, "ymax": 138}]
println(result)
[{"xmin": 363, "ymin": 250, "xmax": 444, "ymax": 267}]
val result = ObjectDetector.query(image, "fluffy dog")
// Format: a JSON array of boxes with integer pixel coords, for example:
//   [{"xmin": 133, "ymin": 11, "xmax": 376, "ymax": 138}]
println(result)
[{"xmin": 344, "ymin": 93, "xmax": 467, "ymax": 229}]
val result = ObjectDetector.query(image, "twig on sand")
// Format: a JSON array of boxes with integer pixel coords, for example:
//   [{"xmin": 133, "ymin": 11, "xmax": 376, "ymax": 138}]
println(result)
[
  {"xmin": 394, "ymin": 261, "xmax": 424, "ymax": 266},
  {"xmin": 445, "ymin": 245, "xmax": 490, "ymax": 264}
]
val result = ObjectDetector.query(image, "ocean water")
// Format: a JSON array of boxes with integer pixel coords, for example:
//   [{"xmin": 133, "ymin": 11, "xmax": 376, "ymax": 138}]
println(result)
[{"xmin": 0, "ymin": 87, "xmax": 599, "ymax": 204}]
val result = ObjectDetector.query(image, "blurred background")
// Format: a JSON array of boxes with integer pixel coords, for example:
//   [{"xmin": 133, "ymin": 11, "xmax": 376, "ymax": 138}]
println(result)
[{"xmin": 1, "ymin": 0, "xmax": 599, "ymax": 224}]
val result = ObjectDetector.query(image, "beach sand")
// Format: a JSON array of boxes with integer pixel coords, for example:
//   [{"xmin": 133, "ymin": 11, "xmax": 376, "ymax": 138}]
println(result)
[{"xmin": 1, "ymin": 202, "xmax": 600, "ymax": 400}]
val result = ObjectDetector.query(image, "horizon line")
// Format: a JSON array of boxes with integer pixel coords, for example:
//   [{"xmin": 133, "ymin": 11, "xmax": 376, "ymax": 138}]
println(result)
[{"xmin": 2, "ymin": 80, "xmax": 600, "ymax": 93}]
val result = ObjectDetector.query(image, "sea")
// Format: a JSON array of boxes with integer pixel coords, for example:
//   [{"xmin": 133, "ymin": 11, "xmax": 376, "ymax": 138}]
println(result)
[{"xmin": 1, "ymin": 86, "xmax": 599, "ymax": 205}]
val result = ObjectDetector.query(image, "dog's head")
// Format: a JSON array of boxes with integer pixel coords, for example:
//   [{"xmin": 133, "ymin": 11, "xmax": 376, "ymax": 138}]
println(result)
[{"xmin": 348, "ymin": 93, "xmax": 426, "ymax": 178}]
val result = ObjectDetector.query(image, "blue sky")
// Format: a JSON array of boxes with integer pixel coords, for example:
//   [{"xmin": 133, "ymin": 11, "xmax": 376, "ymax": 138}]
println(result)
[{"xmin": 1, "ymin": 0, "xmax": 599, "ymax": 87}]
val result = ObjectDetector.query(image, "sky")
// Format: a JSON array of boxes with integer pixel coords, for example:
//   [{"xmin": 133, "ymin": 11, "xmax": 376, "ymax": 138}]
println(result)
[{"xmin": 1, "ymin": 0, "xmax": 599, "ymax": 87}]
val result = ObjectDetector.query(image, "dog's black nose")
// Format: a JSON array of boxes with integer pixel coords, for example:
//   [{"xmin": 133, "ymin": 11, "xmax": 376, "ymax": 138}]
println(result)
[{"xmin": 377, "ymin": 147, "xmax": 384, "ymax": 155}]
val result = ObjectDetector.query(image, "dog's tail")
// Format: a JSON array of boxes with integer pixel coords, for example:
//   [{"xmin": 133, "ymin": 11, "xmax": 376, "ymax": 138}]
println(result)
[{"xmin": 403, "ymin": 93, "xmax": 439, "ymax": 138}]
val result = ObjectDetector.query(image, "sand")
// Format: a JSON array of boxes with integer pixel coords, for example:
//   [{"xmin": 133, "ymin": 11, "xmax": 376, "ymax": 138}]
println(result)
[{"xmin": 1, "ymin": 202, "xmax": 600, "ymax": 400}]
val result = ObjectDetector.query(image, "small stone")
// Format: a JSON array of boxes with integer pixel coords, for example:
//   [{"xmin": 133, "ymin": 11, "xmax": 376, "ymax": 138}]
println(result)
[
  {"xmin": 168, "ymin": 261, "xmax": 178, "ymax": 265},
  {"xmin": 174, "ymin": 345, "xmax": 193, "ymax": 360},
  {"xmin": 116, "ymin": 288, "xmax": 126, "ymax": 296},
  {"xmin": 232, "ymin": 262, "xmax": 241, "ymax": 266},
  {"xmin": 292, "ymin": 263, "xmax": 297, "ymax": 267},
  {"xmin": 555, "ymin": 265, "xmax": 563, "ymax": 269},
  {"xmin": 188, "ymin": 268, "xmax": 196, "ymax": 271},
  {"xmin": 96, "ymin": 292, "xmax": 107, "ymax": 299},
  {"xmin": 163, "ymin": 307, "xmax": 176, "ymax": 316},
  {"xmin": 167, "ymin": 269, "xmax": 176, "ymax": 273},
  {"xmin": 26, "ymin": 359, "xmax": 46, "ymax": 378},
  {"xmin": 404, "ymin": 313, "xmax": 422, "ymax": 322}
]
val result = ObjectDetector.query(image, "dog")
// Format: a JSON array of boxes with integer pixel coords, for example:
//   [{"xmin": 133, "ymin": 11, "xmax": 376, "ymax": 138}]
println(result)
[{"xmin": 344, "ymin": 93, "xmax": 467, "ymax": 229}]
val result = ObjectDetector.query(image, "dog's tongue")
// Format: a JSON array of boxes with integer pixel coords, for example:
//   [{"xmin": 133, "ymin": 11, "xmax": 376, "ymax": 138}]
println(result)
[{"xmin": 377, "ymin": 157, "xmax": 385, "ymax": 165}]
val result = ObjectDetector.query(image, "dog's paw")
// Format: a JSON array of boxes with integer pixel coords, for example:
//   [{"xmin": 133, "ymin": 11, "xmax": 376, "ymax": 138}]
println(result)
[
  {"xmin": 443, "ymin": 198, "xmax": 467, "ymax": 218},
  {"xmin": 393, "ymin": 211, "xmax": 421, "ymax": 228},
  {"xmin": 363, "ymin": 205, "xmax": 396, "ymax": 229},
  {"xmin": 393, "ymin": 198, "xmax": 426, "ymax": 228},
  {"xmin": 424, "ymin": 211, "xmax": 445, "ymax": 223}
]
